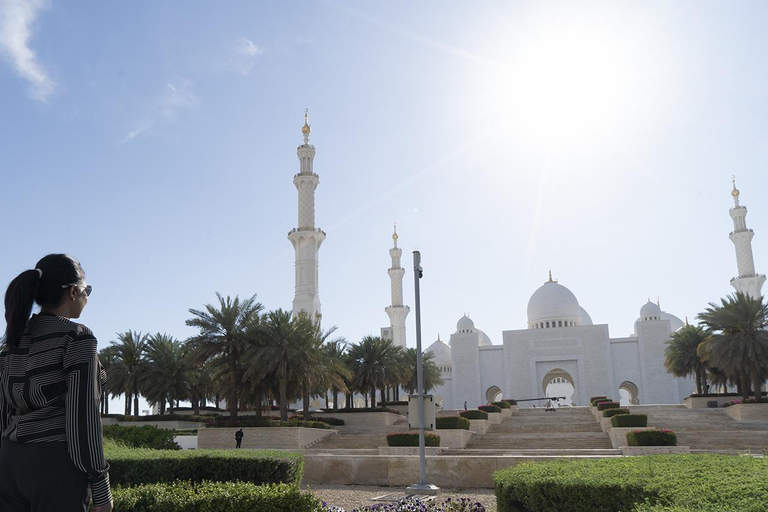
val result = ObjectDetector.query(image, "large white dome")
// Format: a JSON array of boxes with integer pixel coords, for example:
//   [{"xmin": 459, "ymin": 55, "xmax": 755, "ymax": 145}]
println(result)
[
  {"xmin": 527, "ymin": 281, "xmax": 582, "ymax": 328},
  {"xmin": 425, "ymin": 336, "xmax": 452, "ymax": 368}
]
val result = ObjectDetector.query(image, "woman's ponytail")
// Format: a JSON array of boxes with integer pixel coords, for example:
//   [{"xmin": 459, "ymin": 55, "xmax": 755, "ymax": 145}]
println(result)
[{"xmin": 4, "ymin": 269, "xmax": 42, "ymax": 348}]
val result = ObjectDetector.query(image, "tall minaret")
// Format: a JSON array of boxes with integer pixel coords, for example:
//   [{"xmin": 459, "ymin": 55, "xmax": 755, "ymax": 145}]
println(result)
[
  {"xmin": 385, "ymin": 224, "xmax": 410, "ymax": 347},
  {"xmin": 288, "ymin": 110, "xmax": 326, "ymax": 322},
  {"xmin": 728, "ymin": 177, "xmax": 765, "ymax": 299}
]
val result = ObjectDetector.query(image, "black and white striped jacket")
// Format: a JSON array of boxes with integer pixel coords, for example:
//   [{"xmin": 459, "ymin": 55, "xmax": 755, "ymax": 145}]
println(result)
[{"xmin": 0, "ymin": 312, "xmax": 111, "ymax": 505}]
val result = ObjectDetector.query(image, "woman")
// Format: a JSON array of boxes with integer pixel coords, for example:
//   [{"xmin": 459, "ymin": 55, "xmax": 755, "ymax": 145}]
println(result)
[{"xmin": 0, "ymin": 254, "xmax": 112, "ymax": 512}]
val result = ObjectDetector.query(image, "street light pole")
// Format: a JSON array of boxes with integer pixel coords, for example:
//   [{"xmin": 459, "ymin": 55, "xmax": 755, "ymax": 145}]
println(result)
[{"xmin": 407, "ymin": 250, "xmax": 439, "ymax": 494}]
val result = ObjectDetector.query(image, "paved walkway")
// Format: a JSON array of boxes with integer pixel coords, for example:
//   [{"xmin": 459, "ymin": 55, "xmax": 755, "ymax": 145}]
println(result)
[{"xmin": 303, "ymin": 484, "xmax": 497, "ymax": 511}]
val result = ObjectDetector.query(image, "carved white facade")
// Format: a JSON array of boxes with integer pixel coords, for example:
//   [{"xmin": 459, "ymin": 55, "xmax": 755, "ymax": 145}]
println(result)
[
  {"xmin": 383, "ymin": 226, "xmax": 410, "ymax": 348},
  {"xmin": 728, "ymin": 179, "xmax": 765, "ymax": 299},
  {"xmin": 289, "ymin": 111, "xmax": 325, "ymax": 322}
]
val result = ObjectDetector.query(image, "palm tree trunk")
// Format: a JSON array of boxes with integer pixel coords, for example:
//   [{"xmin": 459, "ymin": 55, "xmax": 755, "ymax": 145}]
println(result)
[
  {"xmin": 302, "ymin": 383, "xmax": 310, "ymax": 420},
  {"xmin": 751, "ymin": 368, "xmax": 762, "ymax": 403},
  {"xmin": 279, "ymin": 377, "xmax": 289, "ymax": 421},
  {"xmin": 133, "ymin": 389, "xmax": 139, "ymax": 417},
  {"xmin": 741, "ymin": 371, "xmax": 751, "ymax": 401},
  {"xmin": 192, "ymin": 398, "xmax": 200, "ymax": 416},
  {"xmin": 125, "ymin": 392, "xmax": 131, "ymax": 416},
  {"xmin": 169, "ymin": 395, "xmax": 174, "ymax": 415},
  {"xmin": 370, "ymin": 386, "xmax": 376, "ymax": 408},
  {"xmin": 695, "ymin": 369, "xmax": 703, "ymax": 395},
  {"xmin": 332, "ymin": 389, "xmax": 338, "ymax": 410},
  {"xmin": 229, "ymin": 350, "xmax": 239, "ymax": 420}
]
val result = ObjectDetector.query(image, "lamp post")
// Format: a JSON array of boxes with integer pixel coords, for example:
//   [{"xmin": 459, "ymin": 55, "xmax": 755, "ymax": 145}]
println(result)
[{"xmin": 407, "ymin": 250, "xmax": 439, "ymax": 494}]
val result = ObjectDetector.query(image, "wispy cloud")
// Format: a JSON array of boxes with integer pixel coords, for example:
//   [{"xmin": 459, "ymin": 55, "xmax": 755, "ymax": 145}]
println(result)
[
  {"xmin": 121, "ymin": 82, "xmax": 199, "ymax": 143},
  {"xmin": 0, "ymin": 0, "xmax": 56, "ymax": 102},
  {"xmin": 238, "ymin": 36, "xmax": 263, "ymax": 58},
  {"xmin": 232, "ymin": 36, "xmax": 264, "ymax": 75}
]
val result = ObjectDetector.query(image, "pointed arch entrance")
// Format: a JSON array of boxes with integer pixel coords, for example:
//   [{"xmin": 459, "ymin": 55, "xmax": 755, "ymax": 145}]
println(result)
[
  {"xmin": 485, "ymin": 386, "xmax": 503, "ymax": 403},
  {"xmin": 619, "ymin": 381, "xmax": 640, "ymax": 405}
]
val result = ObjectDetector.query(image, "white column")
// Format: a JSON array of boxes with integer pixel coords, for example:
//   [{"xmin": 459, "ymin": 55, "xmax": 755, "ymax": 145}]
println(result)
[
  {"xmin": 289, "ymin": 110, "xmax": 326, "ymax": 322},
  {"xmin": 385, "ymin": 225, "xmax": 410, "ymax": 347},
  {"xmin": 728, "ymin": 179, "xmax": 765, "ymax": 299}
]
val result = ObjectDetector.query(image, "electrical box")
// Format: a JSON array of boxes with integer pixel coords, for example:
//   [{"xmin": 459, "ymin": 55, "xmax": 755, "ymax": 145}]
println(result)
[{"xmin": 408, "ymin": 394, "xmax": 435, "ymax": 431}]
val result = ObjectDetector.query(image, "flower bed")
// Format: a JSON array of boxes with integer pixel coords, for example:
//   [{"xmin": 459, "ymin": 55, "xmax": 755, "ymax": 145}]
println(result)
[
  {"xmin": 603, "ymin": 408, "xmax": 630, "ymax": 418},
  {"xmin": 385, "ymin": 432, "xmax": 440, "ymax": 447},
  {"xmin": 478, "ymin": 404, "xmax": 501, "ymax": 413},
  {"xmin": 611, "ymin": 413, "xmax": 647, "ymax": 428},
  {"xmin": 597, "ymin": 401, "xmax": 620, "ymax": 411},
  {"xmin": 460, "ymin": 410, "xmax": 489, "ymax": 420}
]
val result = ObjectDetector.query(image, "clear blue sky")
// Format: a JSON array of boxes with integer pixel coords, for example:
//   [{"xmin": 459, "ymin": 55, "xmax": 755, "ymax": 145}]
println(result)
[{"xmin": 2, "ymin": 2, "xmax": 767, "ymax": 412}]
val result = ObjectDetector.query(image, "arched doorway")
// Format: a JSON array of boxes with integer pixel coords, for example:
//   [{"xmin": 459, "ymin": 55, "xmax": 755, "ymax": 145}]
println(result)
[
  {"xmin": 542, "ymin": 369, "xmax": 576, "ymax": 406},
  {"xmin": 485, "ymin": 386, "xmax": 503, "ymax": 403},
  {"xmin": 619, "ymin": 381, "xmax": 640, "ymax": 406}
]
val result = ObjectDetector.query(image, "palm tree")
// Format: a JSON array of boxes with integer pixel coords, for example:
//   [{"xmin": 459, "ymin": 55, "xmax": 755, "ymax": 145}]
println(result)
[
  {"xmin": 664, "ymin": 323, "xmax": 710, "ymax": 395},
  {"xmin": 322, "ymin": 339, "xmax": 349, "ymax": 410},
  {"xmin": 108, "ymin": 331, "xmax": 149, "ymax": 416},
  {"xmin": 248, "ymin": 309, "xmax": 317, "ymax": 421},
  {"xmin": 98, "ymin": 346, "xmax": 121, "ymax": 415},
  {"xmin": 186, "ymin": 359, "xmax": 216, "ymax": 415},
  {"xmin": 347, "ymin": 336, "xmax": 404, "ymax": 408},
  {"xmin": 142, "ymin": 333, "xmax": 190, "ymax": 415},
  {"xmin": 697, "ymin": 292, "xmax": 768, "ymax": 402},
  {"xmin": 400, "ymin": 348, "xmax": 444, "ymax": 396},
  {"xmin": 186, "ymin": 293, "xmax": 263, "ymax": 419},
  {"xmin": 298, "ymin": 325, "xmax": 350, "ymax": 420}
]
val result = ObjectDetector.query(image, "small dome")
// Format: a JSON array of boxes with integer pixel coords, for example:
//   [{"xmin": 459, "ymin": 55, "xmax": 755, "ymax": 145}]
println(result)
[
  {"xmin": 660, "ymin": 311, "xmax": 684, "ymax": 332},
  {"xmin": 477, "ymin": 328, "xmax": 493, "ymax": 346},
  {"xmin": 640, "ymin": 301, "xmax": 662, "ymax": 321},
  {"xmin": 527, "ymin": 281, "xmax": 582, "ymax": 328},
  {"xmin": 425, "ymin": 336, "xmax": 451, "ymax": 368},
  {"xmin": 579, "ymin": 307, "xmax": 593, "ymax": 326},
  {"xmin": 456, "ymin": 315, "xmax": 475, "ymax": 333}
]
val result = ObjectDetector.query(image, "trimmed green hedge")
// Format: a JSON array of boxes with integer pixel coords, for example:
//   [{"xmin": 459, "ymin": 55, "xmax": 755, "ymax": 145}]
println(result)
[
  {"xmin": 104, "ymin": 414, "xmax": 215, "ymax": 422},
  {"xmin": 103, "ymin": 424, "xmax": 180, "ymax": 450},
  {"xmin": 436, "ymin": 416, "xmax": 471, "ymax": 430},
  {"xmin": 502, "ymin": 399, "xmax": 518, "ymax": 405},
  {"xmin": 113, "ymin": 481, "xmax": 321, "ymax": 512},
  {"xmin": 460, "ymin": 410, "xmax": 489, "ymax": 420},
  {"xmin": 492, "ymin": 401, "xmax": 512, "ymax": 409},
  {"xmin": 591, "ymin": 398, "xmax": 611, "ymax": 406},
  {"xmin": 386, "ymin": 432, "xmax": 440, "ymax": 447},
  {"xmin": 597, "ymin": 401, "xmax": 620, "ymax": 411},
  {"xmin": 493, "ymin": 454, "xmax": 768, "ymax": 512},
  {"xmin": 206, "ymin": 419, "xmax": 330, "ymax": 429},
  {"xmin": 603, "ymin": 408, "xmax": 630, "ymax": 418},
  {"xmin": 627, "ymin": 429, "xmax": 677, "ymax": 446},
  {"xmin": 104, "ymin": 444, "xmax": 304, "ymax": 487},
  {"xmin": 611, "ymin": 414, "xmax": 648, "ymax": 428},
  {"xmin": 589, "ymin": 396, "xmax": 608, "ymax": 403},
  {"xmin": 322, "ymin": 407, "xmax": 397, "ymax": 413},
  {"xmin": 479, "ymin": 404, "xmax": 502, "ymax": 413}
]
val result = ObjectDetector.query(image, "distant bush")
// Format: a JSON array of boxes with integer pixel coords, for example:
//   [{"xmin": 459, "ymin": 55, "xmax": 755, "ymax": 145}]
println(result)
[
  {"xmin": 611, "ymin": 413, "xmax": 648, "ymax": 428},
  {"xmin": 206, "ymin": 419, "xmax": 330, "ymax": 429},
  {"xmin": 603, "ymin": 408, "xmax": 630, "ymax": 418},
  {"xmin": 589, "ymin": 395, "xmax": 608, "ymax": 403},
  {"xmin": 492, "ymin": 401, "xmax": 511, "ymax": 409},
  {"xmin": 478, "ymin": 404, "xmax": 501, "ymax": 413},
  {"xmin": 386, "ymin": 432, "xmax": 440, "ymax": 447},
  {"xmin": 436, "ymin": 416, "xmax": 471, "ymax": 430},
  {"xmin": 459, "ymin": 410, "xmax": 489, "ymax": 420},
  {"xmin": 597, "ymin": 401, "xmax": 620, "ymax": 411},
  {"xmin": 723, "ymin": 399, "xmax": 763, "ymax": 407},
  {"xmin": 502, "ymin": 399, "xmax": 518, "ymax": 406},
  {"xmin": 103, "ymin": 424, "xmax": 180, "ymax": 450},
  {"xmin": 591, "ymin": 398, "xmax": 611, "ymax": 407},
  {"xmin": 627, "ymin": 428, "xmax": 677, "ymax": 446},
  {"xmin": 113, "ymin": 481, "xmax": 320, "ymax": 512},
  {"xmin": 323, "ymin": 407, "xmax": 397, "ymax": 414},
  {"xmin": 104, "ymin": 444, "xmax": 304, "ymax": 487},
  {"xmin": 310, "ymin": 416, "xmax": 345, "ymax": 426}
]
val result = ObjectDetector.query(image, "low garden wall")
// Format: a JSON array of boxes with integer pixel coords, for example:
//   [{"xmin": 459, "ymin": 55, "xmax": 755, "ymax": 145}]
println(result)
[
  {"xmin": 377, "ymin": 447, "xmax": 441, "ymax": 455},
  {"xmin": 486, "ymin": 412, "xmax": 502, "ymax": 424},
  {"xmin": 620, "ymin": 446, "xmax": 690, "ymax": 455},
  {"xmin": 115, "ymin": 420, "xmax": 203, "ymax": 430},
  {"xmin": 683, "ymin": 396, "xmax": 737, "ymax": 409},
  {"xmin": 436, "ymin": 429, "xmax": 474, "ymax": 449},
  {"xmin": 313, "ymin": 412, "xmax": 405, "ymax": 426},
  {"xmin": 174, "ymin": 435, "xmax": 198, "ymax": 450},
  {"xmin": 198, "ymin": 427, "xmax": 337, "ymax": 450},
  {"xmin": 724, "ymin": 403, "xmax": 768, "ymax": 421},
  {"xmin": 607, "ymin": 426, "xmax": 655, "ymax": 449},
  {"xmin": 468, "ymin": 419, "xmax": 490, "ymax": 435}
]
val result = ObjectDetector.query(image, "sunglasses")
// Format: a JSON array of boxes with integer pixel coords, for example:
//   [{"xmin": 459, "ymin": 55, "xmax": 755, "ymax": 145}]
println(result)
[{"xmin": 62, "ymin": 283, "xmax": 93, "ymax": 297}]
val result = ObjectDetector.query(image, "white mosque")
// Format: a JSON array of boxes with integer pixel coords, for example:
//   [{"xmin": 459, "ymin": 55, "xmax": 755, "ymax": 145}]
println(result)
[{"xmin": 289, "ymin": 114, "xmax": 764, "ymax": 409}]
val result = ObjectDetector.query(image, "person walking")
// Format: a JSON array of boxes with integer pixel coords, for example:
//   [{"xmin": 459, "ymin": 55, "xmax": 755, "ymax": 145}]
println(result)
[
  {"xmin": 235, "ymin": 429, "xmax": 244, "ymax": 448},
  {"xmin": 0, "ymin": 254, "xmax": 112, "ymax": 512}
]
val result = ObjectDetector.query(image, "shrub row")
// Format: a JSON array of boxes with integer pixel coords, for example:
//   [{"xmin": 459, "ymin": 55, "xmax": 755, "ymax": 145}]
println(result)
[
  {"xmin": 322, "ymin": 407, "xmax": 397, "ymax": 413},
  {"xmin": 591, "ymin": 397, "xmax": 611, "ymax": 407},
  {"xmin": 103, "ymin": 424, "xmax": 180, "ymax": 450},
  {"xmin": 435, "ymin": 416, "xmax": 471, "ymax": 430},
  {"xmin": 492, "ymin": 401, "xmax": 511, "ymax": 409},
  {"xmin": 478, "ymin": 404, "xmax": 501, "ymax": 413},
  {"xmin": 103, "ymin": 413, "xmax": 216, "ymax": 422},
  {"xmin": 104, "ymin": 444, "xmax": 304, "ymax": 487},
  {"xmin": 113, "ymin": 481, "xmax": 321, "ymax": 512},
  {"xmin": 502, "ymin": 399, "xmax": 518, "ymax": 405},
  {"xmin": 602, "ymin": 408, "xmax": 630, "ymax": 418},
  {"xmin": 589, "ymin": 395, "xmax": 608, "ymax": 403},
  {"xmin": 386, "ymin": 432, "xmax": 441, "ymax": 447},
  {"xmin": 611, "ymin": 413, "xmax": 648, "ymax": 428},
  {"xmin": 627, "ymin": 429, "xmax": 677, "ymax": 446},
  {"xmin": 459, "ymin": 410, "xmax": 489, "ymax": 420},
  {"xmin": 206, "ymin": 419, "xmax": 330, "ymax": 429},
  {"xmin": 597, "ymin": 401, "xmax": 620, "ymax": 411},
  {"xmin": 284, "ymin": 415, "xmax": 345, "ymax": 426},
  {"xmin": 493, "ymin": 454, "xmax": 768, "ymax": 512}
]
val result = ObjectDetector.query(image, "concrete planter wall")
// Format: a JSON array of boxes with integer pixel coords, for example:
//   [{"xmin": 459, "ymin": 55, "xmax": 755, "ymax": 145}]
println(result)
[
  {"xmin": 314, "ymin": 412, "xmax": 405, "ymax": 426},
  {"xmin": 435, "ymin": 429, "xmax": 474, "ymax": 448},
  {"xmin": 500, "ymin": 409, "xmax": 512, "ymax": 418},
  {"xmin": 683, "ymin": 396, "xmax": 736, "ymax": 409},
  {"xmin": 724, "ymin": 403, "xmax": 768, "ymax": 421},
  {"xmin": 486, "ymin": 412, "xmax": 502, "ymax": 424},
  {"xmin": 606, "ymin": 426, "xmax": 655, "ymax": 449},
  {"xmin": 468, "ymin": 419, "xmax": 491, "ymax": 435},
  {"xmin": 600, "ymin": 417, "xmax": 614, "ymax": 432},
  {"xmin": 174, "ymin": 435, "xmax": 198, "ymax": 450},
  {"xmin": 620, "ymin": 446, "xmax": 690, "ymax": 455},
  {"xmin": 377, "ymin": 447, "xmax": 441, "ymax": 455},
  {"xmin": 114, "ymin": 421, "xmax": 203, "ymax": 430},
  {"xmin": 198, "ymin": 427, "xmax": 337, "ymax": 450}
]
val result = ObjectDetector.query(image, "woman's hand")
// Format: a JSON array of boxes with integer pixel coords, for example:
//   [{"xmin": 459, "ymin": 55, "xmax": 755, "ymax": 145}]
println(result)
[{"xmin": 91, "ymin": 499, "xmax": 114, "ymax": 512}]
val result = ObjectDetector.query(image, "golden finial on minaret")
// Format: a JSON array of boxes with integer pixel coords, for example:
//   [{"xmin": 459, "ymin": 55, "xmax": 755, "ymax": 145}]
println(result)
[
  {"xmin": 731, "ymin": 175, "xmax": 740, "ymax": 198},
  {"xmin": 657, "ymin": 297, "xmax": 660, "ymax": 307},
  {"xmin": 437, "ymin": 333, "xmax": 441, "ymax": 342},
  {"xmin": 392, "ymin": 222, "xmax": 398, "ymax": 247},
  {"xmin": 301, "ymin": 108, "xmax": 311, "ymax": 137},
  {"xmin": 548, "ymin": 270, "xmax": 553, "ymax": 283}
]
